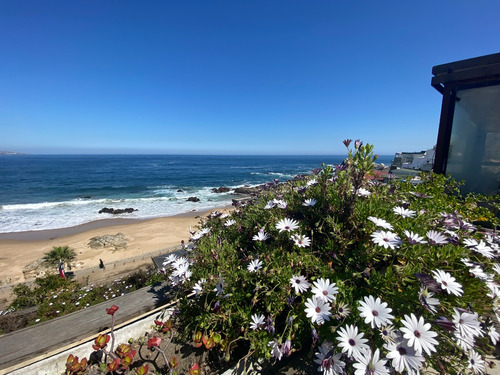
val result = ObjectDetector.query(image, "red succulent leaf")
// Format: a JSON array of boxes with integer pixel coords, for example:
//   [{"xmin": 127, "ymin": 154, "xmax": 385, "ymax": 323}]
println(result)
[
  {"xmin": 193, "ymin": 331, "xmax": 202, "ymax": 342},
  {"xmin": 169, "ymin": 356, "xmax": 179, "ymax": 368},
  {"xmin": 107, "ymin": 357, "xmax": 121, "ymax": 372},
  {"xmin": 147, "ymin": 336, "xmax": 162, "ymax": 349},
  {"xmin": 106, "ymin": 304, "xmax": 119, "ymax": 315},
  {"xmin": 92, "ymin": 334, "xmax": 110, "ymax": 350},
  {"xmin": 189, "ymin": 363, "xmax": 200, "ymax": 375},
  {"xmin": 203, "ymin": 334, "xmax": 215, "ymax": 350},
  {"xmin": 162, "ymin": 318, "xmax": 173, "ymax": 333},
  {"xmin": 135, "ymin": 364, "xmax": 149, "ymax": 375},
  {"xmin": 66, "ymin": 354, "xmax": 78, "ymax": 368},
  {"xmin": 120, "ymin": 352, "xmax": 135, "ymax": 370},
  {"xmin": 115, "ymin": 343, "xmax": 133, "ymax": 358}
]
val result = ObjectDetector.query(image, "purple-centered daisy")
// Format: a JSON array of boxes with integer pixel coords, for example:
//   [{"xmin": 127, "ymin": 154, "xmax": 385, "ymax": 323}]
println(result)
[
  {"xmin": 336, "ymin": 324, "xmax": 369, "ymax": 360},
  {"xmin": 276, "ymin": 218, "xmax": 299, "ymax": 232}
]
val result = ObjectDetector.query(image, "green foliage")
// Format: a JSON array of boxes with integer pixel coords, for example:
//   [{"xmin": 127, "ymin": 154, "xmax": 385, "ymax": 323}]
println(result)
[
  {"xmin": 42, "ymin": 245, "xmax": 76, "ymax": 268},
  {"xmin": 9, "ymin": 268, "xmax": 159, "ymax": 325},
  {"xmin": 169, "ymin": 140, "xmax": 500, "ymax": 374}
]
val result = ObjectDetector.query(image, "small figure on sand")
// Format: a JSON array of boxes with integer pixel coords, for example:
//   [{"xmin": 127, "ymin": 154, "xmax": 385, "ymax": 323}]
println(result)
[{"xmin": 99, "ymin": 259, "xmax": 105, "ymax": 270}]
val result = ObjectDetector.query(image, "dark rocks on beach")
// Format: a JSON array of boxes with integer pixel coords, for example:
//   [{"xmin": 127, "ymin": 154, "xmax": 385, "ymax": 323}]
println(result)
[
  {"xmin": 98, "ymin": 207, "xmax": 137, "ymax": 215},
  {"xmin": 177, "ymin": 189, "xmax": 183, "ymax": 193},
  {"xmin": 211, "ymin": 186, "xmax": 230, "ymax": 193},
  {"xmin": 187, "ymin": 197, "xmax": 200, "ymax": 202}
]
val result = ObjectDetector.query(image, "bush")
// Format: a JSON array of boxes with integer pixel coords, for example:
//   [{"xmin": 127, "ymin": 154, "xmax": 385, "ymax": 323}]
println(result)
[{"xmin": 165, "ymin": 140, "xmax": 500, "ymax": 374}]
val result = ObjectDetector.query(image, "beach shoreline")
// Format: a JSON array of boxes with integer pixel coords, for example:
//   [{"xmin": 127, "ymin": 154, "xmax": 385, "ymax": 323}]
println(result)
[{"xmin": 0, "ymin": 206, "xmax": 232, "ymax": 309}]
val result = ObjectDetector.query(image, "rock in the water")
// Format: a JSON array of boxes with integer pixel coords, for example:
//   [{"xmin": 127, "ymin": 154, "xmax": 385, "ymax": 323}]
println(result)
[
  {"xmin": 98, "ymin": 207, "xmax": 137, "ymax": 214},
  {"xmin": 211, "ymin": 186, "xmax": 230, "ymax": 193},
  {"xmin": 187, "ymin": 197, "xmax": 200, "ymax": 202},
  {"xmin": 88, "ymin": 233, "xmax": 128, "ymax": 250}
]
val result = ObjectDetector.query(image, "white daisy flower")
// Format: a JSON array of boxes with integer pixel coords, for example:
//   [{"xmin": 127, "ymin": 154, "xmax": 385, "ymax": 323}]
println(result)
[
  {"xmin": 418, "ymin": 288, "xmax": 440, "ymax": 314},
  {"xmin": 403, "ymin": 230, "xmax": 428, "ymax": 245},
  {"xmin": 492, "ymin": 263, "xmax": 500, "ymax": 276},
  {"xmin": 488, "ymin": 324, "xmax": 500, "ymax": 345},
  {"xmin": 314, "ymin": 342, "xmax": 345, "ymax": 375},
  {"xmin": 199, "ymin": 227, "xmax": 210, "ymax": 235},
  {"xmin": 358, "ymin": 295, "xmax": 394, "ymax": 329},
  {"xmin": 291, "ymin": 234, "xmax": 311, "ymax": 248},
  {"xmin": 432, "ymin": 269, "xmax": 463, "ymax": 296},
  {"xmin": 290, "ymin": 275, "xmax": 311, "ymax": 294},
  {"xmin": 356, "ymin": 187, "xmax": 371, "ymax": 197},
  {"xmin": 306, "ymin": 178, "xmax": 318, "ymax": 187},
  {"xmin": 454, "ymin": 330, "xmax": 475, "ymax": 351},
  {"xmin": 335, "ymin": 302, "xmax": 351, "ymax": 319},
  {"xmin": 302, "ymin": 198, "xmax": 317, "ymax": 207},
  {"xmin": 224, "ymin": 219, "xmax": 236, "ymax": 227},
  {"xmin": 304, "ymin": 297, "xmax": 332, "ymax": 325},
  {"xmin": 247, "ymin": 259, "xmax": 263, "ymax": 273},
  {"xmin": 275, "ymin": 199, "xmax": 288, "ymax": 209},
  {"xmin": 379, "ymin": 325, "xmax": 397, "ymax": 343},
  {"xmin": 370, "ymin": 230, "xmax": 402, "ymax": 250},
  {"xmin": 400, "ymin": 313, "xmax": 439, "ymax": 356},
  {"xmin": 276, "ymin": 218, "xmax": 299, "ymax": 232},
  {"xmin": 220, "ymin": 213, "xmax": 229, "ymax": 219},
  {"xmin": 162, "ymin": 254, "xmax": 178, "ymax": 266},
  {"xmin": 264, "ymin": 200, "xmax": 276, "ymax": 209},
  {"xmin": 461, "ymin": 257, "xmax": 475, "ymax": 267},
  {"xmin": 214, "ymin": 275, "xmax": 224, "ymax": 296},
  {"xmin": 469, "ymin": 265, "xmax": 491, "ymax": 281},
  {"xmin": 385, "ymin": 333, "xmax": 425, "ymax": 374},
  {"xmin": 192, "ymin": 278, "xmax": 206, "ymax": 295},
  {"xmin": 368, "ymin": 216, "xmax": 394, "ymax": 230},
  {"xmin": 463, "ymin": 238, "xmax": 479, "ymax": 248},
  {"xmin": 468, "ymin": 350, "xmax": 486, "ymax": 374},
  {"xmin": 426, "ymin": 230, "xmax": 448, "ymax": 245},
  {"xmin": 473, "ymin": 240, "xmax": 495, "ymax": 258},
  {"xmin": 353, "ymin": 348, "xmax": 389, "ymax": 375},
  {"xmin": 268, "ymin": 340, "xmax": 284, "ymax": 361},
  {"xmin": 250, "ymin": 314, "xmax": 266, "ymax": 330},
  {"xmin": 252, "ymin": 229, "xmax": 270, "ymax": 242},
  {"xmin": 336, "ymin": 324, "xmax": 369, "ymax": 361},
  {"xmin": 393, "ymin": 206, "xmax": 416, "ymax": 218},
  {"xmin": 311, "ymin": 278, "xmax": 339, "ymax": 303},
  {"xmin": 453, "ymin": 308, "xmax": 484, "ymax": 340},
  {"xmin": 486, "ymin": 280, "xmax": 500, "ymax": 299}
]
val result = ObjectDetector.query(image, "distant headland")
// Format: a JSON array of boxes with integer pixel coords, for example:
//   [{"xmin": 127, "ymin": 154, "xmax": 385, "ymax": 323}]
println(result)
[{"xmin": 0, "ymin": 151, "xmax": 26, "ymax": 155}]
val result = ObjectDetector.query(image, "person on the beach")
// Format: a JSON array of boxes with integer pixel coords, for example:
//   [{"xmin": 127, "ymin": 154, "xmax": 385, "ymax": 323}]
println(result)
[{"xmin": 99, "ymin": 259, "xmax": 105, "ymax": 270}]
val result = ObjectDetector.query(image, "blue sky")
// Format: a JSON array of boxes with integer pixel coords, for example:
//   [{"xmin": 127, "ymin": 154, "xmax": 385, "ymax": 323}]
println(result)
[{"xmin": 1, "ymin": 1, "xmax": 499, "ymax": 155}]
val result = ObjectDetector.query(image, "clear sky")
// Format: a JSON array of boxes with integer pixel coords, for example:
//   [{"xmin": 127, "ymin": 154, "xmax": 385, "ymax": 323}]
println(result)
[{"xmin": 1, "ymin": 1, "xmax": 499, "ymax": 155}]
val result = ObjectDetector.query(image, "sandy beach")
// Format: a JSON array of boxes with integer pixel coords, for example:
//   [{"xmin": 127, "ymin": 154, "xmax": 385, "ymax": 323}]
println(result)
[{"xmin": 0, "ymin": 208, "xmax": 228, "ymax": 309}]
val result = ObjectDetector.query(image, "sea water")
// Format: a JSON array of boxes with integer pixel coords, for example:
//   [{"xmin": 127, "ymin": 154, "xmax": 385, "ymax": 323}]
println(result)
[{"xmin": 0, "ymin": 154, "xmax": 393, "ymax": 233}]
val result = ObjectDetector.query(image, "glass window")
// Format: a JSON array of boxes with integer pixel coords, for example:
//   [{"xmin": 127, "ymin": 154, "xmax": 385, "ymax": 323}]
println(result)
[{"xmin": 446, "ymin": 85, "xmax": 500, "ymax": 194}]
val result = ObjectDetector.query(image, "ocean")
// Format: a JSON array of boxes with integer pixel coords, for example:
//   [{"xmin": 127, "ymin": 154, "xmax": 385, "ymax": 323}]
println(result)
[{"xmin": 0, "ymin": 154, "xmax": 393, "ymax": 233}]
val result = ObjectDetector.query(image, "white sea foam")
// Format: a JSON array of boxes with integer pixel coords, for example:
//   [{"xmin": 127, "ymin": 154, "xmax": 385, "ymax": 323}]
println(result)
[{"xmin": 0, "ymin": 187, "xmax": 235, "ymax": 233}]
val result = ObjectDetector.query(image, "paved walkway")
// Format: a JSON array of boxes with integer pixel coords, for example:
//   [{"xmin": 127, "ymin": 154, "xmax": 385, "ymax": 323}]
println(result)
[{"xmin": 0, "ymin": 280, "xmax": 171, "ymax": 372}]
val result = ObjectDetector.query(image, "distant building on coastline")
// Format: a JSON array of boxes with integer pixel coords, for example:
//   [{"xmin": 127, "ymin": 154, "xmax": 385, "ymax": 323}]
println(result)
[{"xmin": 392, "ymin": 147, "xmax": 435, "ymax": 171}]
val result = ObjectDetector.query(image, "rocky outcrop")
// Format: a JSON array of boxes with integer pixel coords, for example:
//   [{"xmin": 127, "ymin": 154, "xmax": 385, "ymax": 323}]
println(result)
[
  {"xmin": 233, "ymin": 186, "xmax": 263, "ymax": 195},
  {"xmin": 187, "ymin": 197, "xmax": 200, "ymax": 202},
  {"xmin": 22, "ymin": 259, "xmax": 48, "ymax": 280},
  {"xmin": 98, "ymin": 207, "xmax": 137, "ymax": 214},
  {"xmin": 211, "ymin": 187, "xmax": 230, "ymax": 193},
  {"xmin": 88, "ymin": 233, "xmax": 128, "ymax": 250}
]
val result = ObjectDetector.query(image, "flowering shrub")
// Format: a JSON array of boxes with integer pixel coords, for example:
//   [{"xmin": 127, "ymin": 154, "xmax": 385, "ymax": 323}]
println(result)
[{"xmin": 171, "ymin": 140, "xmax": 500, "ymax": 374}]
